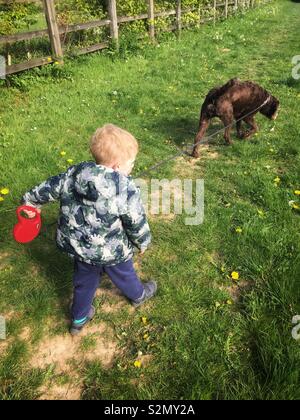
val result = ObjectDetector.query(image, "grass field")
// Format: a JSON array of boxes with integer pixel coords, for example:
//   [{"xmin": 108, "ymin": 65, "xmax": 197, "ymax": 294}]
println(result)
[{"xmin": 0, "ymin": 0, "xmax": 300, "ymax": 400}]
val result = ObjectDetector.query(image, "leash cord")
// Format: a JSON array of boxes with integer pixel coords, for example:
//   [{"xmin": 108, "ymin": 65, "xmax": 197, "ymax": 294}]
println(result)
[{"xmin": 3, "ymin": 96, "xmax": 271, "ymax": 241}]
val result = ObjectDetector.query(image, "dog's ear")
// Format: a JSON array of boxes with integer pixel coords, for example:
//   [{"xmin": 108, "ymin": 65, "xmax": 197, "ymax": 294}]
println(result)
[{"xmin": 261, "ymin": 97, "xmax": 280, "ymax": 119}]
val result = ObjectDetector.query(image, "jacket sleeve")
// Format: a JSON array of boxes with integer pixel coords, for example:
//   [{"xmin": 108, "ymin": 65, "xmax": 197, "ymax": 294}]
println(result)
[
  {"xmin": 119, "ymin": 178, "xmax": 151, "ymax": 251},
  {"xmin": 21, "ymin": 172, "xmax": 67, "ymax": 209}
]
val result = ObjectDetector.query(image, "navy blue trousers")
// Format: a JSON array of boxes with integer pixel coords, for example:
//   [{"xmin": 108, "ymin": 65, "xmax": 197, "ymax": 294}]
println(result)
[{"xmin": 71, "ymin": 259, "xmax": 144, "ymax": 321}]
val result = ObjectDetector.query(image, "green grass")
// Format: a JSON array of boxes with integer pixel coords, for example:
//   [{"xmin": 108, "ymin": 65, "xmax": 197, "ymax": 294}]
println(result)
[{"xmin": 1, "ymin": 0, "xmax": 300, "ymax": 400}]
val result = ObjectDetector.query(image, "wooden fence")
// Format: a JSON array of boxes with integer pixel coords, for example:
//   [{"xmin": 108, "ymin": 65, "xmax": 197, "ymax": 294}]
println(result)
[{"xmin": 0, "ymin": 0, "xmax": 270, "ymax": 76}]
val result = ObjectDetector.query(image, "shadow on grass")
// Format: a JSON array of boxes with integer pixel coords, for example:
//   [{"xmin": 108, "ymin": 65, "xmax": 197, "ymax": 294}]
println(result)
[
  {"xmin": 275, "ymin": 77, "xmax": 300, "ymax": 89},
  {"xmin": 146, "ymin": 115, "xmax": 229, "ymax": 148},
  {"xmin": 25, "ymin": 224, "xmax": 73, "ymax": 319}
]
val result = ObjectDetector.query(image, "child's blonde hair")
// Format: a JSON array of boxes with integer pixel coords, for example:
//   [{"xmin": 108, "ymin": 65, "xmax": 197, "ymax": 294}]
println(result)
[{"xmin": 90, "ymin": 124, "xmax": 139, "ymax": 165}]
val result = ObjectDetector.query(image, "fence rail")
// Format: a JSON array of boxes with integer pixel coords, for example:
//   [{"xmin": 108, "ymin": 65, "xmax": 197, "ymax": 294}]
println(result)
[{"xmin": 0, "ymin": 0, "xmax": 271, "ymax": 77}]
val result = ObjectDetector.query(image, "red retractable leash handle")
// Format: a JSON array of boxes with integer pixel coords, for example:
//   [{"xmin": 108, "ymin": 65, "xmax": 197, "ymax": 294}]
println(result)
[{"xmin": 13, "ymin": 205, "xmax": 42, "ymax": 244}]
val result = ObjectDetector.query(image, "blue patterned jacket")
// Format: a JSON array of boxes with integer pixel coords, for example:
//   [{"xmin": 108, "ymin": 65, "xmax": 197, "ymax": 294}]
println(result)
[{"xmin": 21, "ymin": 161, "xmax": 151, "ymax": 266}]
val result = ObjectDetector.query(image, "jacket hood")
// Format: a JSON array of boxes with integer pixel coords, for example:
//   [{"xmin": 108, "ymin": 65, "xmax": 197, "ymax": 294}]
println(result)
[{"xmin": 73, "ymin": 161, "xmax": 119, "ymax": 202}]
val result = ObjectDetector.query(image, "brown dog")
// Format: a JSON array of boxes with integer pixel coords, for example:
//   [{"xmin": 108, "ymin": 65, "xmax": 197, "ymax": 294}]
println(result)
[{"xmin": 192, "ymin": 78, "xmax": 280, "ymax": 158}]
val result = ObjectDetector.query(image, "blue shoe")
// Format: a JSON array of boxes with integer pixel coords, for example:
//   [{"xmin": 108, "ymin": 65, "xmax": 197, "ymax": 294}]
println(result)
[
  {"xmin": 132, "ymin": 281, "xmax": 157, "ymax": 308},
  {"xmin": 70, "ymin": 306, "xmax": 95, "ymax": 336}
]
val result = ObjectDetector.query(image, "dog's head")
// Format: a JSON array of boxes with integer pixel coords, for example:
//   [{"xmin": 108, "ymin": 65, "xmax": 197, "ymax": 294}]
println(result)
[{"xmin": 260, "ymin": 96, "xmax": 280, "ymax": 120}]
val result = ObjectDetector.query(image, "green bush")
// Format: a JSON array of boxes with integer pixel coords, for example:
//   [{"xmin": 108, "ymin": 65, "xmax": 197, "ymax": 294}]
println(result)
[{"xmin": 0, "ymin": 2, "xmax": 41, "ymax": 35}]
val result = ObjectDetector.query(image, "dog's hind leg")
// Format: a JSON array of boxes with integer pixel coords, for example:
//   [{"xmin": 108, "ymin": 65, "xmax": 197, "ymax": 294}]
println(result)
[
  {"xmin": 192, "ymin": 118, "xmax": 210, "ymax": 158},
  {"xmin": 236, "ymin": 120, "xmax": 245, "ymax": 139},
  {"xmin": 242, "ymin": 116, "xmax": 258, "ymax": 139},
  {"xmin": 220, "ymin": 113, "xmax": 234, "ymax": 145}
]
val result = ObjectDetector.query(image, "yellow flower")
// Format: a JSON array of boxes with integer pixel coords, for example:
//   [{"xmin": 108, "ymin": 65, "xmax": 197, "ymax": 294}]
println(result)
[
  {"xmin": 231, "ymin": 271, "xmax": 239, "ymax": 281},
  {"xmin": 215, "ymin": 302, "xmax": 221, "ymax": 308},
  {"xmin": 292, "ymin": 203, "xmax": 300, "ymax": 210},
  {"xmin": 221, "ymin": 265, "xmax": 226, "ymax": 273},
  {"xmin": 257, "ymin": 209, "xmax": 265, "ymax": 218},
  {"xmin": 0, "ymin": 197, "xmax": 4, "ymax": 202},
  {"xmin": 143, "ymin": 333, "xmax": 149, "ymax": 340},
  {"xmin": 0, "ymin": 188, "xmax": 9, "ymax": 195},
  {"xmin": 294, "ymin": 190, "xmax": 300, "ymax": 196},
  {"xmin": 274, "ymin": 177, "xmax": 280, "ymax": 183},
  {"xmin": 226, "ymin": 300, "xmax": 233, "ymax": 305},
  {"xmin": 60, "ymin": 151, "xmax": 66, "ymax": 156},
  {"xmin": 67, "ymin": 159, "xmax": 74, "ymax": 164},
  {"xmin": 134, "ymin": 360, "xmax": 142, "ymax": 368},
  {"xmin": 47, "ymin": 57, "xmax": 52, "ymax": 62},
  {"xmin": 141, "ymin": 316, "xmax": 147, "ymax": 325},
  {"xmin": 235, "ymin": 227, "xmax": 243, "ymax": 234}
]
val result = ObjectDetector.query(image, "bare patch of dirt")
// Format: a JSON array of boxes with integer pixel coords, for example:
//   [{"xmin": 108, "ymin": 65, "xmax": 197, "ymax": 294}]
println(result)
[
  {"xmin": 219, "ymin": 280, "xmax": 252, "ymax": 302},
  {"xmin": 139, "ymin": 354, "xmax": 153, "ymax": 367},
  {"xmin": 2, "ymin": 310, "xmax": 17, "ymax": 322},
  {"xmin": 195, "ymin": 145, "xmax": 220, "ymax": 160},
  {"xmin": 30, "ymin": 322, "xmax": 119, "ymax": 374},
  {"xmin": 149, "ymin": 212, "xmax": 176, "ymax": 222},
  {"xmin": 95, "ymin": 285, "xmax": 123, "ymax": 299},
  {"xmin": 38, "ymin": 382, "xmax": 82, "ymax": 401},
  {"xmin": 30, "ymin": 322, "xmax": 120, "ymax": 400},
  {"xmin": 100, "ymin": 301, "xmax": 134, "ymax": 314},
  {"xmin": 0, "ymin": 251, "xmax": 14, "ymax": 272},
  {"xmin": 0, "ymin": 251, "xmax": 12, "ymax": 261},
  {"xmin": 0, "ymin": 339, "xmax": 10, "ymax": 356},
  {"xmin": 147, "ymin": 186, "xmax": 181, "ymax": 222},
  {"xmin": 19, "ymin": 326, "xmax": 32, "ymax": 341},
  {"xmin": 174, "ymin": 156, "xmax": 203, "ymax": 177}
]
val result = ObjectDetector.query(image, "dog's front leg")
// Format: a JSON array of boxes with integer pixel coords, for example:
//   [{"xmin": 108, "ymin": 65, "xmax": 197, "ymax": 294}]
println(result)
[
  {"xmin": 242, "ymin": 116, "xmax": 258, "ymax": 139},
  {"xmin": 192, "ymin": 118, "xmax": 210, "ymax": 158}
]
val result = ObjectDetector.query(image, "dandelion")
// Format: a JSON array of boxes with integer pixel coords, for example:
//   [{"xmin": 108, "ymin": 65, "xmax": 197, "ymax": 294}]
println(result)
[
  {"xmin": 0, "ymin": 197, "xmax": 4, "ymax": 202},
  {"xmin": 141, "ymin": 316, "xmax": 147, "ymax": 325},
  {"xmin": 231, "ymin": 271, "xmax": 239, "ymax": 281},
  {"xmin": 0, "ymin": 188, "xmax": 9, "ymax": 195},
  {"xmin": 67, "ymin": 159, "xmax": 74, "ymax": 164},
  {"xmin": 60, "ymin": 151, "xmax": 66, "ymax": 157},
  {"xmin": 274, "ymin": 177, "xmax": 281, "ymax": 184},
  {"xmin": 226, "ymin": 300, "xmax": 233, "ymax": 305},
  {"xmin": 294, "ymin": 191, "xmax": 300, "ymax": 196},
  {"xmin": 134, "ymin": 360, "xmax": 142, "ymax": 368},
  {"xmin": 289, "ymin": 201, "xmax": 300, "ymax": 210},
  {"xmin": 215, "ymin": 302, "xmax": 221, "ymax": 308},
  {"xmin": 257, "ymin": 209, "xmax": 265, "ymax": 218},
  {"xmin": 143, "ymin": 333, "xmax": 149, "ymax": 340},
  {"xmin": 235, "ymin": 227, "xmax": 243, "ymax": 234}
]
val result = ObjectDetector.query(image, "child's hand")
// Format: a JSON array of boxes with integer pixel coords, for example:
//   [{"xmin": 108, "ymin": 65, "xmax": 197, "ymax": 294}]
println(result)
[{"xmin": 23, "ymin": 208, "xmax": 41, "ymax": 219}]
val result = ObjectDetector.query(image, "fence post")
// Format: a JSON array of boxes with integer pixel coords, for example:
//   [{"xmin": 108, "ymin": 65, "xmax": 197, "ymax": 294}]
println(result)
[
  {"xmin": 148, "ymin": 0, "xmax": 155, "ymax": 40},
  {"xmin": 43, "ymin": 0, "xmax": 63, "ymax": 61},
  {"xmin": 213, "ymin": 0, "xmax": 217, "ymax": 25},
  {"xmin": 176, "ymin": 0, "xmax": 182, "ymax": 37},
  {"xmin": 108, "ymin": 0, "xmax": 119, "ymax": 48},
  {"xmin": 235, "ymin": 0, "xmax": 238, "ymax": 13},
  {"xmin": 225, "ymin": 0, "xmax": 228, "ymax": 18}
]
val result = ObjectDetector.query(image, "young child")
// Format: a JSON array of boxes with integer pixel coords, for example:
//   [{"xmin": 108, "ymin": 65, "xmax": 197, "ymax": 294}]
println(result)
[{"xmin": 21, "ymin": 124, "xmax": 156, "ymax": 335}]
